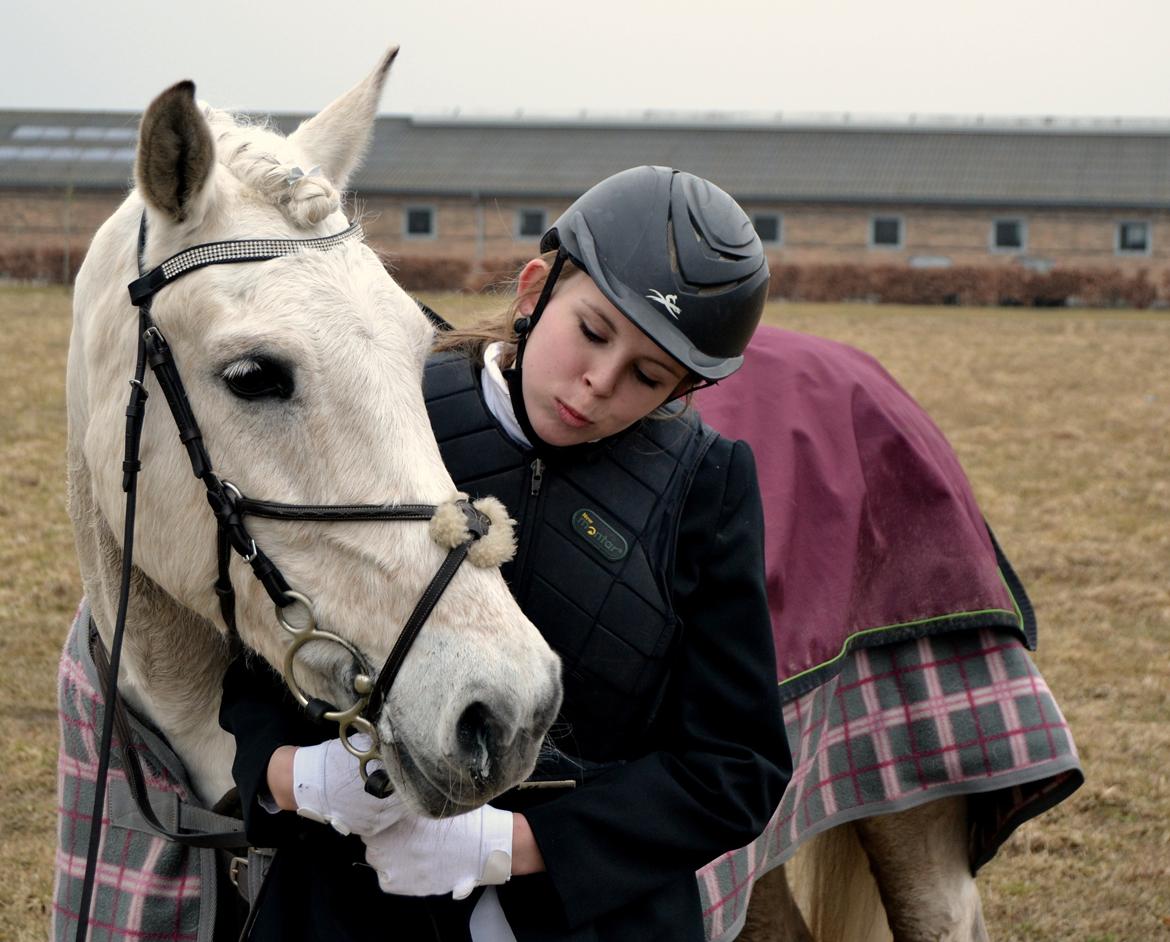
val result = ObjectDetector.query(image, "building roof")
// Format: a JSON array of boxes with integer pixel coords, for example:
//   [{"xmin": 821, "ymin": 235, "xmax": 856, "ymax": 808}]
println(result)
[{"xmin": 5, "ymin": 109, "xmax": 1170, "ymax": 209}]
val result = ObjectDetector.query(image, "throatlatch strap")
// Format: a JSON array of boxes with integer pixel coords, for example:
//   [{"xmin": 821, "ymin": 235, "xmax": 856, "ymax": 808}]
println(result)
[{"xmin": 89, "ymin": 623, "xmax": 248, "ymax": 850}]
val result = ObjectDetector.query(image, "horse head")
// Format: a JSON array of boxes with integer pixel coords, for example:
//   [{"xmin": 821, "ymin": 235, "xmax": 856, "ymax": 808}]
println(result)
[{"xmin": 67, "ymin": 48, "xmax": 562, "ymax": 815}]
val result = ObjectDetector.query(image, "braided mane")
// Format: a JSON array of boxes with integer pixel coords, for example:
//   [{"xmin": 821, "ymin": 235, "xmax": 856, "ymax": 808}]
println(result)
[{"xmin": 201, "ymin": 104, "xmax": 341, "ymax": 228}]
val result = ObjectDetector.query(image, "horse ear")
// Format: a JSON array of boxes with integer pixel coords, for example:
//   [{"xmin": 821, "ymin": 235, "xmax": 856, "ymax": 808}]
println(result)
[
  {"xmin": 288, "ymin": 45, "xmax": 399, "ymax": 191},
  {"xmin": 136, "ymin": 81, "xmax": 216, "ymax": 224}
]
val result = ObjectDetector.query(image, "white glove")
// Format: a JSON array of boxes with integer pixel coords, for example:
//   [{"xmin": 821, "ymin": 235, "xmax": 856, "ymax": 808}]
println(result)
[
  {"xmin": 292, "ymin": 736, "xmax": 407, "ymax": 837},
  {"xmin": 363, "ymin": 805, "xmax": 513, "ymax": 900}
]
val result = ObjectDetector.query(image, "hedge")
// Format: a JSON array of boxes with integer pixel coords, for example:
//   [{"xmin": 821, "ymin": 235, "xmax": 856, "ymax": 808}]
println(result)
[
  {"xmin": 766, "ymin": 262, "xmax": 1160, "ymax": 308},
  {"xmin": 3, "ymin": 245, "xmax": 1163, "ymax": 310},
  {"xmin": 0, "ymin": 243, "xmax": 87, "ymax": 284}
]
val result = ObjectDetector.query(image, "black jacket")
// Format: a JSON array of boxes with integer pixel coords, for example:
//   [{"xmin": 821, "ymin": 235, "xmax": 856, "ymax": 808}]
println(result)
[{"xmin": 219, "ymin": 354, "xmax": 789, "ymax": 941}]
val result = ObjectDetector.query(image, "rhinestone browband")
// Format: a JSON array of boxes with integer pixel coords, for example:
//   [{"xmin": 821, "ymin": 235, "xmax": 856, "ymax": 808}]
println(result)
[{"xmin": 129, "ymin": 221, "xmax": 364, "ymax": 307}]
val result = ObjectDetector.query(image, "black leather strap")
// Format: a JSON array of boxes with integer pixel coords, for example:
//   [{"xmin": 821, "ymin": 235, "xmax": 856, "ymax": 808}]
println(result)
[
  {"xmin": 128, "ymin": 222, "xmax": 364, "ymax": 307},
  {"xmin": 364, "ymin": 542, "xmax": 471, "ymax": 721},
  {"xmin": 235, "ymin": 499, "xmax": 437, "ymax": 522},
  {"xmin": 89, "ymin": 622, "xmax": 249, "ymax": 850},
  {"xmin": 75, "ymin": 309, "xmax": 153, "ymax": 942}
]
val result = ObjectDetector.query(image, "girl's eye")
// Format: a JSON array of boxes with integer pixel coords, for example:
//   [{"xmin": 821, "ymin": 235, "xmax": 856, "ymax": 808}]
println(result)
[
  {"xmin": 579, "ymin": 321, "xmax": 604, "ymax": 344},
  {"xmin": 223, "ymin": 357, "xmax": 295, "ymax": 401},
  {"xmin": 634, "ymin": 367, "xmax": 663, "ymax": 389}
]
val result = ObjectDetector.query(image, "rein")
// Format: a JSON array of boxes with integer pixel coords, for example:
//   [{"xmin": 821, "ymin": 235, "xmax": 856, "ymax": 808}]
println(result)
[{"xmin": 76, "ymin": 214, "xmax": 503, "ymax": 942}]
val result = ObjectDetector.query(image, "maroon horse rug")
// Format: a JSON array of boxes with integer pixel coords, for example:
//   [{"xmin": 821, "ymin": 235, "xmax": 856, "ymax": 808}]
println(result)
[{"xmin": 692, "ymin": 327, "xmax": 1082, "ymax": 940}]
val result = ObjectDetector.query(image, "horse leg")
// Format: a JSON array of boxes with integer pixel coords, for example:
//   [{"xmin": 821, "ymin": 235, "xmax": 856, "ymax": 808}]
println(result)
[
  {"xmin": 786, "ymin": 825, "xmax": 892, "ymax": 942},
  {"xmin": 853, "ymin": 797, "xmax": 988, "ymax": 942},
  {"xmin": 738, "ymin": 864, "xmax": 814, "ymax": 942}
]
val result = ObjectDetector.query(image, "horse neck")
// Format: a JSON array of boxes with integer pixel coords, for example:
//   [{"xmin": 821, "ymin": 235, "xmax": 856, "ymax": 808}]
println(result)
[{"xmin": 69, "ymin": 447, "xmax": 237, "ymax": 801}]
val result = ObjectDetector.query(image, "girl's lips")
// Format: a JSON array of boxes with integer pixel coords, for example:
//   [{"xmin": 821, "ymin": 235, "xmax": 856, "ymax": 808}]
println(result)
[{"xmin": 555, "ymin": 399, "xmax": 591, "ymax": 428}]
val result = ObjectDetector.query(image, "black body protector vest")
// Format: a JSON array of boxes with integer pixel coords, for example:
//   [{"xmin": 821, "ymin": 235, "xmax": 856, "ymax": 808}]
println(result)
[{"xmin": 424, "ymin": 352, "xmax": 718, "ymax": 761}]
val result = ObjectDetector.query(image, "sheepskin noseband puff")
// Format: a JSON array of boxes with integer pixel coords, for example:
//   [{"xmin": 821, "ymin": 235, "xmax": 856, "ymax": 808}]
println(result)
[{"xmin": 428, "ymin": 494, "xmax": 517, "ymax": 568}]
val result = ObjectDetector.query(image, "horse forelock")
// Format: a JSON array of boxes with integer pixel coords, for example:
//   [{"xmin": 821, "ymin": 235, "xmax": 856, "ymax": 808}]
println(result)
[{"xmin": 201, "ymin": 103, "xmax": 342, "ymax": 230}]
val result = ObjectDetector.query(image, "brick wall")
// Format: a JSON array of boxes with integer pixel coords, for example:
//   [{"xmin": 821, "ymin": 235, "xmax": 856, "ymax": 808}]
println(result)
[
  {"xmin": 356, "ymin": 194, "xmax": 574, "ymax": 262},
  {"xmin": 745, "ymin": 202, "xmax": 1169, "ymax": 274},
  {"xmin": 0, "ymin": 187, "xmax": 124, "ymax": 253}
]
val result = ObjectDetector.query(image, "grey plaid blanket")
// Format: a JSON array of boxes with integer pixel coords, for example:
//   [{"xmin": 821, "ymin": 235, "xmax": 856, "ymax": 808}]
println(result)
[
  {"xmin": 52, "ymin": 604, "xmax": 243, "ymax": 942},
  {"xmin": 696, "ymin": 626, "xmax": 1082, "ymax": 942}
]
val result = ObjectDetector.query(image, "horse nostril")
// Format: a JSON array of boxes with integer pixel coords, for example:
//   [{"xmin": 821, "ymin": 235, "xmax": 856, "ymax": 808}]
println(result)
[{"xmin": 456, "ymin": 701, "xmax": 497, "ymax": 788}]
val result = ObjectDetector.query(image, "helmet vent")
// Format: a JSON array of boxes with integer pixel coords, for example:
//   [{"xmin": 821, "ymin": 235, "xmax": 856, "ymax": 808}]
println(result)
[{"xmin": 666, "ymin": 219, "xmax": 680, "ymax": 274}]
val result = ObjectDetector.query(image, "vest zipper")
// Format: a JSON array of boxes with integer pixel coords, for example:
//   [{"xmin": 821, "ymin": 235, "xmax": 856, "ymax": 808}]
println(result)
[{"xmin": 513, "ymin": 458, "xmax": 546, "ymax": 596}]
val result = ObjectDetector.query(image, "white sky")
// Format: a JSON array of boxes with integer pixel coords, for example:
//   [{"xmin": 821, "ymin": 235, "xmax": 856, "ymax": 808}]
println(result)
[{"xmin": 3, "ymin": 0, "xmax": 1169, "ymax": 120}]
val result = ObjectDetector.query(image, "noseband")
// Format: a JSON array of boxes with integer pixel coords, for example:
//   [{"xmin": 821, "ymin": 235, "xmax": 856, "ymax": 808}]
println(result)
[{"xmin": 110, "ymin": 214, "xmax": 507, "ymax": 796}]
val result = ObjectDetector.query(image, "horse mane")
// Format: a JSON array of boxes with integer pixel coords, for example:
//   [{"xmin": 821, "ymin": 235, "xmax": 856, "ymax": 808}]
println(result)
[{"xmin": 200, "ymin": 104, "xmax": 341, "ymax": 229}]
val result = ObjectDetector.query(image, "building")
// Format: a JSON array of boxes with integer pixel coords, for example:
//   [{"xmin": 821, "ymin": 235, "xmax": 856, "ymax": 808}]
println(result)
[{"xmin": 4, "ymin": 108, "xmax": 1170, "ymax": 301}]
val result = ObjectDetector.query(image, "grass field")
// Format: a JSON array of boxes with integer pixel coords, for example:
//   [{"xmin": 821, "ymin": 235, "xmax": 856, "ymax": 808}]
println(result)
[{"xmin": 2, "ymin": 285, "xmax": 1168, "ymax": 940}]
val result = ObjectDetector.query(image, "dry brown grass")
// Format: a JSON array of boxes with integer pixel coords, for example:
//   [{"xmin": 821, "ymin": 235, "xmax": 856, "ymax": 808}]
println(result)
[{"xmin": 2, "ymin": 287, "xmax": 1168, "ymax": 940}]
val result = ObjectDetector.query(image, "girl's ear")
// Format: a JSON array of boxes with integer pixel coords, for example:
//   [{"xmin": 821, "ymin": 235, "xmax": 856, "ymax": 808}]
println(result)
[{"xmin": 516, "ymin": 258, "xmax": 551, "ymax": 315}]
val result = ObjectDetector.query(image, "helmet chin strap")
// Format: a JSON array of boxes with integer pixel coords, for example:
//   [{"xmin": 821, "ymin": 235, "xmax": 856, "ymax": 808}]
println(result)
[{"xmin": 502, "ymin": 248, "xmax": 567, "ymax": 452}]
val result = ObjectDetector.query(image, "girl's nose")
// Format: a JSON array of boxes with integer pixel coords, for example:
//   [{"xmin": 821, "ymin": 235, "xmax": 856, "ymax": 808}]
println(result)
[{"xmin": 584, "ymin": 360, "xmax": 620, "ymax": 397}]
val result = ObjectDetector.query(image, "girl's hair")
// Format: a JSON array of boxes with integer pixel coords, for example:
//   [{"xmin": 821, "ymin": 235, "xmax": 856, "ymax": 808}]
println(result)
[{"xmin": 432, "ymin": 251, "xmax": 582, "ymax": 369}]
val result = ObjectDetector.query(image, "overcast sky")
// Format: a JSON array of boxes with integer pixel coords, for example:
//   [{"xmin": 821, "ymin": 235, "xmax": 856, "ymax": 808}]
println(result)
[{"xmin": 3, "ymin": 0, "xmax": 1169, "ymax": 121}]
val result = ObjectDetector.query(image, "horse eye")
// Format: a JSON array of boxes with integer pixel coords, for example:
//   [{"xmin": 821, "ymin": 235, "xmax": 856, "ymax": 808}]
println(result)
[{"xmin": 222, "ymin": 357, "xmax": 295, "ymax": 401}]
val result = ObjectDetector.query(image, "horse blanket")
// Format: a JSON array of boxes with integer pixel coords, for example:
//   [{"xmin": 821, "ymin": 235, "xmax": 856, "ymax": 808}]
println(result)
[
  {"xmin": 695, "ymin": 326, "xmax": 1032, "ymax": 698},
  {"xmin": 693, "ymin": 327, "xmax": 1083, "ymax": 941},
  {"xmin": 694, "ymin": 626, "xmax": 1082, "ymax": 940},
  {"xmin": 52, "ymin": 603, "xmax": 245, "ymax": 942}
]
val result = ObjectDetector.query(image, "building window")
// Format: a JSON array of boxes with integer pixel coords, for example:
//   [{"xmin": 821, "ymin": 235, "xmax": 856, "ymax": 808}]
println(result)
[
  {"xmin": 516, "ymin": 208, "xmax": 546, "ymax": 239},
  {"xmin": 992, "ymin": 219, "xmax": 1026, "ymax": 252},
  {"xmin": 404, "ymin": 206, "xmax": 436, "ymax": 239},
  {"xmin": 1117, "ymin": 220, "xmax": 1150, "ymax": 255},
  {"xmin": 752, "ymin": 213, "xmax": 782, "ymax": 244},
  {"xmin": 870, "ymin": 215, "xmax": 903, "ymax": 249}
]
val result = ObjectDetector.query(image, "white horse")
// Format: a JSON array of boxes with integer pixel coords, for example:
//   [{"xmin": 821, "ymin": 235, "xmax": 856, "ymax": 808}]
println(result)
[{"xmin": 65, "ymin": 48, "xmax": 561, "ymax": 816}]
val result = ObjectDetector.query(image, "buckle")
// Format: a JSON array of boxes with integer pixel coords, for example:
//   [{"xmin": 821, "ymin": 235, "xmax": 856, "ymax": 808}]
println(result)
[
  {"xmin": 458, "ymin": 499, "xmax": 490, "ymax": 541},
  {"xmin": 228, "ymin": 855, "xmax": 247, "ymax": 889}
]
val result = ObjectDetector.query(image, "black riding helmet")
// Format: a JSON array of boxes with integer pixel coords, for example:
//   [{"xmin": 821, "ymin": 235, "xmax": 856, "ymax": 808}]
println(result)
[{"xmin": 523, "ymin": 166, "xmax": 770, "ymax": 381}]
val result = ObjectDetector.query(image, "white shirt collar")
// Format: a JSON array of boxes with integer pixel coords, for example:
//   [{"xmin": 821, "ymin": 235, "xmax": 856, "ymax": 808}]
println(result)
[{"xmin": 481, "ymin": 342, "xmax": 531, "ymax": 449}]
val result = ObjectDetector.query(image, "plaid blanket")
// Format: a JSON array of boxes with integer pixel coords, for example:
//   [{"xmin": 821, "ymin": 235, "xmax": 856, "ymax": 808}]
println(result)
[
  {"xmin": 55, "ymin": 608, "xmax": 1081, "ymax": 942},
  {"xmin": 696, "ymin": 626, "xmax": 1082, "ymax": 942},
  {"xmin": 52, "ymin": 604, "xmax": 243, "ymax": 942}
]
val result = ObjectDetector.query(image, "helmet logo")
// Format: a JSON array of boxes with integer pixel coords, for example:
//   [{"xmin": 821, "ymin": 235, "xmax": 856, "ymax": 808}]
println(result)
[{"xmin": 646, "ymin": 289, "xmax": 681, "ymax": 319}]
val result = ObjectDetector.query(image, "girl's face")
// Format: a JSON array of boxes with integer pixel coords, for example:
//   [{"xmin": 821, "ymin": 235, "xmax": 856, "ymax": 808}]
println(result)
[{"xmin": 517, "ymin": 260, "xmax": 689, "ymax": 448}]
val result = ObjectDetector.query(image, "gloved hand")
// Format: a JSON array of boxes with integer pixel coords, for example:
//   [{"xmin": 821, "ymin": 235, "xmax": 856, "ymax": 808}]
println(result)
[
  {"xmin": 292, "ymin": 735, "xmax": 407, "ymax": 837},
  {"xmin": 363, "ymin": 804, "xmax": 513, "ymax": 900}
]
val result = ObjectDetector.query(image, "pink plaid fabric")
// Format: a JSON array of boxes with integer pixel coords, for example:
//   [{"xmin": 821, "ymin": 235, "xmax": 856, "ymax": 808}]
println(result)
[
  {"xmin": 52, "ymin": 607, "xmax": 219, "ymax": 942},
  {"xmin": 697, "ymin": 627, "xmax": 1082, "ymax": 942}
]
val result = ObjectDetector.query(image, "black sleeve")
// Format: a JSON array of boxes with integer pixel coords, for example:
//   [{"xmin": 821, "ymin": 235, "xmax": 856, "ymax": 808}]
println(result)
[
  {"xmin": 519, "ymin": 437, "xmax": 791, "ymax": 929},
  {"xmin": 218, "ymin": 653, "xmax": 329, "ymax": 847}
]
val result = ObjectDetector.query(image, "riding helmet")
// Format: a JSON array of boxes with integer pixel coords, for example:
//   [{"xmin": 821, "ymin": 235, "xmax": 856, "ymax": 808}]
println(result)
[{"xmin": 539, "ymin": 166, "xmax": 770, "ymax": 380}]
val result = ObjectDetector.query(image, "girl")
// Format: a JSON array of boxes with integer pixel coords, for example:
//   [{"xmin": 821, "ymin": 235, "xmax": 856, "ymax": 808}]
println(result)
[{"xmin": 220, "ymin": 165, "xmax": 789, "ymax": 941}]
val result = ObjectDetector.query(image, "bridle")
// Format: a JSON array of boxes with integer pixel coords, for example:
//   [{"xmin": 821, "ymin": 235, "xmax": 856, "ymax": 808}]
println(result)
[{"xmin": 76, "ymin": 213, "xmax": 507, "ymax": 942}]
